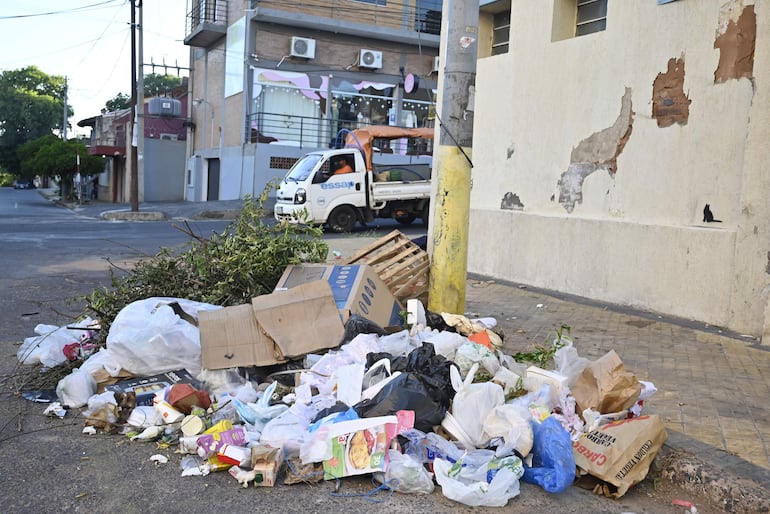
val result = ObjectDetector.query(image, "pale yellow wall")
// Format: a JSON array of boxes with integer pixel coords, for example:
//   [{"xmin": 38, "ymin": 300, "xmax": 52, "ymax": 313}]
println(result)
[{"xmin": 470, "ymin": 0, "xmax": 770, "ymax": 336}]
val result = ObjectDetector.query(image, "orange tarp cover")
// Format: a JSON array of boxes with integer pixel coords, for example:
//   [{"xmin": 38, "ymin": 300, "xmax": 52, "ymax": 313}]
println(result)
[{"xmin": 345, "ymin": 126, "xmax": 434, "ymax": 170}]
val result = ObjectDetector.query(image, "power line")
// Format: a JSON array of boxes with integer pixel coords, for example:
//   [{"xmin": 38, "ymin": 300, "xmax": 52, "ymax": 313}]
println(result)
[{"xmin": 0, "ymin": 0, "xmax": 124, "ymax": 20}]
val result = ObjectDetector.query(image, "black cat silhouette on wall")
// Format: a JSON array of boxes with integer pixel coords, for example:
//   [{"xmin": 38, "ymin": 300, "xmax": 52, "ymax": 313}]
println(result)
[{"xmin": 703, "ymin": 204, "xmax": 722, "ymax": 223}]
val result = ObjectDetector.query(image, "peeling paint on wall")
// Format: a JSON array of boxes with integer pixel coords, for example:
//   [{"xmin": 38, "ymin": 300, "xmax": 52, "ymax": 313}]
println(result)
[
  {"xmin": 557, "ymin": 88, "xmax": 634, "ymax": 213},
  {"xmin": 501, "ymin": 192, "xmax": 524, "ymax": 210},
  {"xmin": 652, "ymin": 57, "xmax": 691, "ymax": 127},
  {"xmin": 714, "ymin": 4, "xmax": 756, "ymax": 83}
]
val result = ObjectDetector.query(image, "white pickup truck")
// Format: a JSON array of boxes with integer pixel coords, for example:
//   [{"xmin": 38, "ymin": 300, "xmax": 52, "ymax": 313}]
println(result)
[{"xmin": 274, "ymin": 126, "xmax": 433, "ymax": 232}]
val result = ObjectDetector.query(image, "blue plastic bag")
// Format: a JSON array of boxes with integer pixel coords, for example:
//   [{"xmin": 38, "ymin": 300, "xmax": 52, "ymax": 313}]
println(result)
[{"xmin": 521, "ymin": 416, "xmax": 575, "ymax": 493}]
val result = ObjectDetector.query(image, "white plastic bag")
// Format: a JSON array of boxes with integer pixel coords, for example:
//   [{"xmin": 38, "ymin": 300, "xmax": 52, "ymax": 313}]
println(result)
[
  {"xmin": 377, "ymin": 330, "xmax": 416, "ymax": 357},
  {"xmin": 482, "ymin": 403, "xmax": 534, "ymax": 457},
  {"xmin": 56, "ymin": 369, "xmax": 97, "ymax": 408},
  {"xmin": 553, "ymin": 342, "xmax": 590, "ymax": 387},
  {"xmin": 18, "ymin": 318, "xmax": 96, "ymax": 367},
  {"xmin": 374, "ymin": 449, "xmax": 434, "ymax": 494},
  {"xmin": 259, "ymin": 407, "xmax": 310, "ymax": 458},
  {"xmin": 339, "ymin": 333, "xmax": 382, "ymax": 363},
  {"xmin": 434, "ymin": 456, "xmax": 522, "ymax": 507},
  {"xmin": 453, "ymin": 341, "xmax": 500, "ymax": 376},
  {"xmin": 420, "ymin": 330, "xmax": 466, "ymax": 360},
  {"xmin": 335, "ymin": 362, "xmax": 365, "ymax": 407},
  {"xmin": 447, "ymin": 364, "xmax": 504, "ymax": 448},
  {"xmin": 106, "ymin": 298, "xmax": 220, "ymax": 376}
]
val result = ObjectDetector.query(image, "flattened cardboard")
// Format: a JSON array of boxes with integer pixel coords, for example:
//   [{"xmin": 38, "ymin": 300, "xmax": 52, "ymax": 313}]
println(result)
[
  {"xmin": 275, "ymin": 264, "xmax": 402, "ymax": 328},
  {"xmin": 199, "ymin": 280, "xmax": 344, "ymax": 369},
  {"xmin": 253, "ymin": 280, "xmax": 345, "ymax": 358}
]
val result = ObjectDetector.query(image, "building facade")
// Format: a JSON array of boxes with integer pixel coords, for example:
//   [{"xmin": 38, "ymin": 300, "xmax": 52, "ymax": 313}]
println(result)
[
  {"xmin": 470, "ymin": 0, "xmax": 770, "ymax": 338},
  {"xmin": 79, "ymin": 84, "xmax": 189, "ymax": 203},
  {"xmin": 183, "ymin": 0, "xmax": 441, "ymax": 201}
]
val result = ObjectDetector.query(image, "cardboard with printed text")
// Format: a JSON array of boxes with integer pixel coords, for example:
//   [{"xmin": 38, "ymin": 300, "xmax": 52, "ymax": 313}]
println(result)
[{"xmin": 572, "ymin": 414, "xmax": 667, "ymax": 498}]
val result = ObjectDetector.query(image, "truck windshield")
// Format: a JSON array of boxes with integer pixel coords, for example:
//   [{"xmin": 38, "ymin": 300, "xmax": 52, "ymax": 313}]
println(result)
[{"xmin": 284, "ymin": 154, "xmax": 323, "ymax": 182}]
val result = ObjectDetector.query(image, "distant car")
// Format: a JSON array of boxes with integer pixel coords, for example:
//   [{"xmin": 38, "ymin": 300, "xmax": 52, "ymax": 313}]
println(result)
[{"xmin": 14, "ymin": 180, "xmax": 34, "ymax": 189}]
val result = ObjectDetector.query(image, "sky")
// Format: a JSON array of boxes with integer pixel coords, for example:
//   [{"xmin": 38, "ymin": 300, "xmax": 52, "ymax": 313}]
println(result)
[{"xmin": 0, "ymin": 0, "xmax": 190, "ymax": 136}]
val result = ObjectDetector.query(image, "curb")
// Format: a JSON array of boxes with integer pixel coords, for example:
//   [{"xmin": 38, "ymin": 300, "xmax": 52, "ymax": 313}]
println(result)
[
  {"xmin": 101, "ymin": 210, "xmax": 166, "ymax": 221},
  {"xmin": 652, "ymin": 430, "xmax": 770, "ymax": 513},
  {"xmin": 194, "ymin": 209, "xmax": 243, "ymax": 220}
]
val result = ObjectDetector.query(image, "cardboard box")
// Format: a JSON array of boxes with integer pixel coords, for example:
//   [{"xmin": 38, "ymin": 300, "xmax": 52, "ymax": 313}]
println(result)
[
  {"xmin": 199, "ymin": 280, "xmax": 345, "ymax": 369},
  {"xmin": 250, "ymin": 445, "xmax": 283, "ymax": 487},
  {"xmin": 275, "ymin": 264, "xmax": 403, "ymax": 328},
  {"xmin": 105, "ymin": 369, "xmax": 200, "ymax": 406},
  {"xmin": 573, "ymin": 415, "xmax": 667, "ymax": 498}
]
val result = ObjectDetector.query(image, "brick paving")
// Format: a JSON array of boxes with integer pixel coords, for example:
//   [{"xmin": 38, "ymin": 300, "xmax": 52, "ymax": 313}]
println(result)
[{"xmin": 463, "ymin": 278, "xmax": 770, "ymax": 471}]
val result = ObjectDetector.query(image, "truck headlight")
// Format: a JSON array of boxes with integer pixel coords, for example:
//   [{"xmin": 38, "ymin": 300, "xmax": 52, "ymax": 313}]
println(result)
[{"xmin": 294, "ymin": 188, "xmax": 306, "ymax": 204}]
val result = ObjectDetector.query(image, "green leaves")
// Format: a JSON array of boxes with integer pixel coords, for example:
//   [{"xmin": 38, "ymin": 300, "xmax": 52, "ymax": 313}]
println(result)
[
  {"xmin": 85, "ymin": 193, "xmax": 328, "ymax": 346},
  {"xmin": 0, "ymin": 66, "xmax": 69, "ymax": 172},
  {"xmin": 512, "ymin": 324, "xmax": 571, "ymax": 368}
]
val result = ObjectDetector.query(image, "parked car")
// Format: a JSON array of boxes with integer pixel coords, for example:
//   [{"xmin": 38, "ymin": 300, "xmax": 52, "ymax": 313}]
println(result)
[{"xmin": 14, "ymin": 180, "xmax": 35, "ymax": 189}]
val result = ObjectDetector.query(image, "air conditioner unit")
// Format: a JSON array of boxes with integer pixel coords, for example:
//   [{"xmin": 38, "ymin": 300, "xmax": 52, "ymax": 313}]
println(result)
[
  {"xmin": 432, "ymin": 56, "xmax": 441, "ymax": 73},
  {"xmin": 359, "ymin": 49, "xmax": 382, "ymax": 69},
  {"xmin": 290, "ymin": 36, "xmax": 316, "ymax": 59}
]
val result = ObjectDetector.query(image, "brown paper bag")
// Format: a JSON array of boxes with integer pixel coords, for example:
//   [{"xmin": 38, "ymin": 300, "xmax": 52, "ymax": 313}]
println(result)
[
  {"xmin": 571, "ymin": 350, "xmax": 641, "ymax": 414},
  {"xmin": 573, "ymin": 415, "xmax": 667, "ymax": 498}
]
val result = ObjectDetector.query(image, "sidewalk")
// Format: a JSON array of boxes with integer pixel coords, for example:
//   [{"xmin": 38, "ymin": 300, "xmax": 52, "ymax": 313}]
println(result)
[
  {"xmin": 462, "ymin": 278, "xmax": 770, "ymax": 511},
  {"xmin": 56, "ymin": 194, "xmax": 770, "ymax": 511}
]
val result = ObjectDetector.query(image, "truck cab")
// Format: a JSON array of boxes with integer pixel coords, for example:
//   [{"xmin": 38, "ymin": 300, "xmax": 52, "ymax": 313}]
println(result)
[{"xmin": 275, "ymin": 149, "xmax": 369, "ymax": 232}]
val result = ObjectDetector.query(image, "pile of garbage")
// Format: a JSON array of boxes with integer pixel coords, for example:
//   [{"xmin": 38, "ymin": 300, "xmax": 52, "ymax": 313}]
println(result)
[{"xmin": 16, "ymin": 265, "xmax": 666, "ymax": 506}]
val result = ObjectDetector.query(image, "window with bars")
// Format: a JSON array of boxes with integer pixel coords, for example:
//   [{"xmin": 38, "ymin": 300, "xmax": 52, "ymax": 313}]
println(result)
[{"xmin": 576, "ymin": 0, "xmax": 607, "ymax": 37}]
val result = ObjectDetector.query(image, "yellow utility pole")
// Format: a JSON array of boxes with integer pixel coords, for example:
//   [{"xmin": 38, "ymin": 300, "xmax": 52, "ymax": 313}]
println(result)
[{"xmin": 428, "ymin": 0, "xmax": 478, "ymax": 314}]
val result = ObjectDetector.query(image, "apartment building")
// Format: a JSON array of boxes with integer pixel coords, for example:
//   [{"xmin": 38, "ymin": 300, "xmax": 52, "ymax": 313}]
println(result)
[{"xmin": 183, "ymin": 0, "xmax": 441, "ymax": 202}]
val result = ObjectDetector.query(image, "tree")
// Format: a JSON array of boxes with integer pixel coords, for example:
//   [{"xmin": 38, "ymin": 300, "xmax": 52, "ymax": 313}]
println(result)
[
  {"xmin": 105, "ymin": 93, "xmax": 130, "ymax": 112},
  {"xmin": 0, "ymin": 66, "xmax": 69, "ymax": 174},
  {"xmin": 104, "ymin": 74, "xmax": 183, "ymax": 112},
  {"xmin": 143, "ymin": 73, "xmax": 183, "ymax": 96},
  {"xmin": 19, "ymin": 135, "xmax": 103, "ymax": 201}
]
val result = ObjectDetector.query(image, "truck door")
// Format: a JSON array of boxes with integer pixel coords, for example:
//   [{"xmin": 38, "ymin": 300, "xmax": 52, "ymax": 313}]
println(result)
[{"xmin": 310, "ymin": 153, "xmax": 363, "ymax": 210}]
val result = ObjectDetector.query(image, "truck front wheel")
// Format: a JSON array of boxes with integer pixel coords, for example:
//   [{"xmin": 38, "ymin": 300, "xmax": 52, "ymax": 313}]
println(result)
[
  {"xmin": 328, "ymin": 205, "xmax": 357, "ymax": 233},
  {"xmin": 396, "ymin": 214, "xmax": 416, "ymax": 225}
]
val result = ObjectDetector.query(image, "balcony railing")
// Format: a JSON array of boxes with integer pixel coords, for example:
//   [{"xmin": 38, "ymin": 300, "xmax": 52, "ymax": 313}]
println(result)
[
  {"xmin": 245, "ymin": 111, "xmax": 433, "ymax": 156},
  {"xmin": 185, "ymin": 0, "xmax": 228, "ymax": 47}
]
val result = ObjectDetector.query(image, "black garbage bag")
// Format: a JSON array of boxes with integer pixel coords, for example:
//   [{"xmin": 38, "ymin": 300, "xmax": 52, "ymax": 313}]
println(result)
[
  {"xmin": 342, "ymin": 313, "xmax": 388, "ymax": 343},
  {"xmin": 311, "ymin": 401, "xmax": 351, "ymax": 424},
  {"xmin": 425, "ymin": 310, "xmax": 454, "ymax": 332},
  {"xmin": 353, "ymin": 372, "xmax": 445, "ymax": 432},
  {"xmin": 355, "ymin": 343, "xmax": 457, "ymax": 432}
]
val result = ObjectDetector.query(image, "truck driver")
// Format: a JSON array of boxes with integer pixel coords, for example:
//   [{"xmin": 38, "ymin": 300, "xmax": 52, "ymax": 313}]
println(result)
[{"xmin": 332, "ymin": 156, "xmax": 353, "ymax": 175}]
